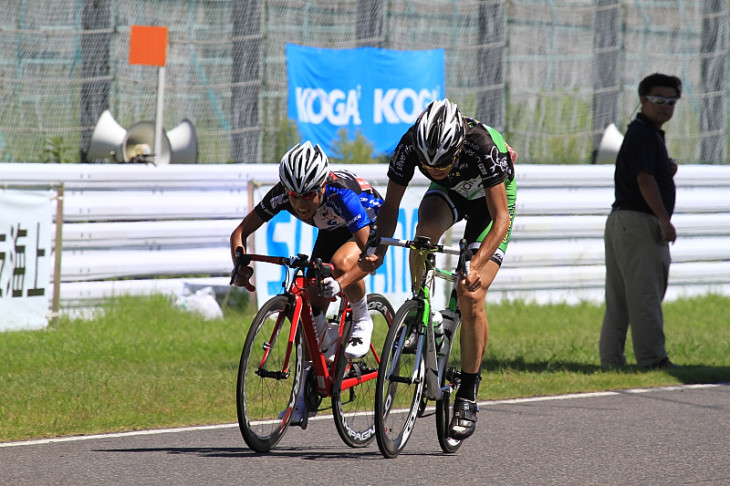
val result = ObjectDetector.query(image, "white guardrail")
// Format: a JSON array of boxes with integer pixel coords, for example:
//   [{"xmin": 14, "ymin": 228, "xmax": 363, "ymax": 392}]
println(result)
[{"xmin": 3, "ymin": 162, "xmax": 730, "ymax": 312}]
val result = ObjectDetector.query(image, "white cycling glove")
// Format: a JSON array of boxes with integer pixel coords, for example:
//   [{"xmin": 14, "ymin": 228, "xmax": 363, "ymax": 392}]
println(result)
[{"xmin": 322, "ymin": 277, "xmax": 341, "ymax": 298}]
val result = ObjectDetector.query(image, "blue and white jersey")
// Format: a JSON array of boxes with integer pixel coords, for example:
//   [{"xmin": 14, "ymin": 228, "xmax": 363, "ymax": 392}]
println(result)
[{"xmin": 255, "ymin": 170, "xmax": 383, "ymax": 234}]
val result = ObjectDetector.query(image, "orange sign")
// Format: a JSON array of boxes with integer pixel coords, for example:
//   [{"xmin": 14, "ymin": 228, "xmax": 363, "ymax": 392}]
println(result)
[{"xmin": 129, "ymin": 25, "xmax": 168, "ymax": 66}]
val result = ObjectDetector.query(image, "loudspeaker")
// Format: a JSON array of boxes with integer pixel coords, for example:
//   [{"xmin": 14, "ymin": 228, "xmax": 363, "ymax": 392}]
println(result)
[
  {"xmin": 87, "ymin": 110, "xmax": 127, "ymax": 162},
  {"xmin": 87, "ymin": 111, "xmax": 199, "ymax": 164},
  {"xmin": 594, "ymin": 123, "xmax": 624, "ymax": 164},
  {"xmin": 124, "ymin": 120, "xmax": 171, "ymax": 164},
  {"xmin": 167, "ymin": 118, "xmax": 199, "ymax": 164}
]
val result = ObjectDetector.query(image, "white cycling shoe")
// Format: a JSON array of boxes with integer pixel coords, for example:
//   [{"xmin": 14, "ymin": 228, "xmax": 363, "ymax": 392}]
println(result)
[{"xmin": 345, "ymin": 318, "xmax": 373, "ymax": 359}]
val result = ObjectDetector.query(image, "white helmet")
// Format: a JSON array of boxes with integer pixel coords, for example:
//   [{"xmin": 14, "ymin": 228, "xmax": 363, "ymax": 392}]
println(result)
[
  {"xmin": 279, "ymin": 141, "xmax": 330, "ymax": 194},
  {"xmin": 414, "ymin": 99, "xmax": 465, "ymax": 168}
]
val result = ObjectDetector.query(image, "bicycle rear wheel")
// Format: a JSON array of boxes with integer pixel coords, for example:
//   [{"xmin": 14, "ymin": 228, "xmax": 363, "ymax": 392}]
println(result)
[
  {"xmin": 435, "ymin": 318, "xmax": 463, "ymax": 453},
  {"xmin": 374, "ymin": 299, "xmax": 424, "ymax": 458},
  {"xmin": 332, "ymin": 293, "xmax": 394, "ymax": 448},
  {"xmin": 237, "ymin": 295, "xmax": 302, "ymax": 453}
]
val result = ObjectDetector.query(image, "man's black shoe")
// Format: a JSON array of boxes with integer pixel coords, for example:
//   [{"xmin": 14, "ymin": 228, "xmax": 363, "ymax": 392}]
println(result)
[{"xmin": 644, "ymin": 357, "xmax": 679, "ymax": 370}]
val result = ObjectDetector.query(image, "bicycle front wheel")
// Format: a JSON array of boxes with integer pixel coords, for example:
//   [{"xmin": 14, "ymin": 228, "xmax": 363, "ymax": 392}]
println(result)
[
  {"xmin": 436, "ymin": 318, "xmax": 463, "ymax": 453},
  {"xmin": 237, "ymin": 295, "xmax": 302, "ymax": 453},
  {"xmin": 374, "ymin": 299, "xmax": 424, "ymax": 458},
  {"xmin": 332, "ymin": 293, "xmax": 394, "ymax": 448}
]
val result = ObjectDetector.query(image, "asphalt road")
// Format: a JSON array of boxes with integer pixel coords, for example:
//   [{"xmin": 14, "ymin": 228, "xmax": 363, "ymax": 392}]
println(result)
[{"xmin": 2, "ymin": 384, "xmax": 728, "ymax": 486}]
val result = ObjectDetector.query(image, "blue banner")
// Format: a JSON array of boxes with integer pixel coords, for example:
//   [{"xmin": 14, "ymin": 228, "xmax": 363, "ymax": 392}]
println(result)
[{"xmin": 286, "ymin": 44, "xmax": 445, "ymax": 156}]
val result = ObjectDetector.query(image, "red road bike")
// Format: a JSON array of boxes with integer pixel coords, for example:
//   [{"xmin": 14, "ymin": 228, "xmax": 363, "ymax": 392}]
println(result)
[{"xmin": 231, "ymin": 249, "xmax": 393, "ymax": 452}]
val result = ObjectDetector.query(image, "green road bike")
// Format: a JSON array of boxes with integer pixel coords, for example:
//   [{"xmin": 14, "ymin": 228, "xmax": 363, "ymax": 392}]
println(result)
[{"xmin": 364, "ymin": 231, "xmax": 472, "ymax": 458}]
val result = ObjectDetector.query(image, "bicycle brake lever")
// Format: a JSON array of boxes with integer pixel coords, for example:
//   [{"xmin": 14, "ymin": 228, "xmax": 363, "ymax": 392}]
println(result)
[
  {"xmin": 359, "ymin": 225, "xmax": 380, "ymax": 261},
  {"xmin": 313, "ymin": 258, "xmax": 326, "ymax": 296},
  {"xmin": 230, "ymin": 246, "xmax": 244, "ymax": 285},
  {"xmin": 459, "ymin": 239, "xmax": 472, "ymax": 277}
]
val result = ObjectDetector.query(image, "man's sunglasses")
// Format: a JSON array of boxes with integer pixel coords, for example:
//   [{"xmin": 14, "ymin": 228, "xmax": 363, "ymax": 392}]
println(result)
[
  {"xmin": 421, "ymin": 160, "xmax": 454, "ymax": 171},
  {"xmin": 287, "ymin": 189, "xmax": 319, "ymax": 200},
  {"xmin": 645, "ymin": 95, "xmax": 678, "ymax": 106},
  {"xmin": 420, "ymin": 151, "xmax": 460, "ymax": 171}
]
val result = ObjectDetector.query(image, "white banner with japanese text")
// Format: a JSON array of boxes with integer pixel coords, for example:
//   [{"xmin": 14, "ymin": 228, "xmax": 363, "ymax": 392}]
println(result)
[{"xmin": 0, "ymin": 190, "xmax": 53, "ymax": 331}]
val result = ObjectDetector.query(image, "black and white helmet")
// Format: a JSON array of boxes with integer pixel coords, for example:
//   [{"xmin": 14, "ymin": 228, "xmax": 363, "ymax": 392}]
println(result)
[
  {"xmin": 279, "ymin": 141, "xmax": 330, "ymax": 194},
  {"xmin": 414, "ymin": 99, "xmax": 465, "ymax": 168}
]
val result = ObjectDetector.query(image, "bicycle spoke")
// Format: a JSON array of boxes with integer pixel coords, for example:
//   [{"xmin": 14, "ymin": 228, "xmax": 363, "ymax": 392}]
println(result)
[
  {"xmin": 375, "ymin": 300, "xmax": 424, "ymax": 458},
  {"xmin": 237, "ymin": 296, "xmax": 301, "ymax": 453},
  {"xmin": 332, "ymin": 294, "xmax": 393, "ymax": 448}
]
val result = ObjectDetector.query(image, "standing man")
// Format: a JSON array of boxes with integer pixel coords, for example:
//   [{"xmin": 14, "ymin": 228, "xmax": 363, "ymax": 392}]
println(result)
[
  {"xmin": 600, "ymin": 73, "xmax": 682, "ymax": 370},
  {"xmin": 358, "ymin": 98, "xmax": 516, "ymax": 440}
]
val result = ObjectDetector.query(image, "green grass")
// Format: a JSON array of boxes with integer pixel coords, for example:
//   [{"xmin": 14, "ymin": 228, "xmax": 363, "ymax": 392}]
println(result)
[
  {"xmin": 483, "ymin": 296, "xmax": 730, "ymax": 396},
  {"xmin": 1, "ymin": 294, "xmax": 729, "ymax": 442}
]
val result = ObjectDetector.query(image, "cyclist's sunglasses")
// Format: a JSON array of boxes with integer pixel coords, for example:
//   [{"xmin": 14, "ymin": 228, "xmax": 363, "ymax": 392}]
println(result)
[
  {"xmin": 645, "ymin": 95, "xmax": 678, "ymax": 106},
  {"xmin": 287, "ymin": 188, "xmax": 320, "ymax": 200},
  {"xmin": 420, "ymin": 152, "xmax": 459, "ymax": 171}
]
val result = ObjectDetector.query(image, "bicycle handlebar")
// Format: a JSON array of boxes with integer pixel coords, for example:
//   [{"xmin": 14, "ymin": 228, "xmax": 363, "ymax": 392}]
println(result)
[
  {"xmin": 361, "ymin": 225, "xmax": 462, "ymax": 256},
  {"xmin": 359, "ymin": 226, "xmax": 472, "ymax": 276},
  {"xmin": 231, "ymin": 247, "xmax": 333, "ymax": 288}
]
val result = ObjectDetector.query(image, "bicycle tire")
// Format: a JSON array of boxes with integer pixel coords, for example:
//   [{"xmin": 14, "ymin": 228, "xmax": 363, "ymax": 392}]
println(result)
[
  {"xmin": 237, "ymin": 295, "xmax": 302, "ymax": 453},
  {"xmin": 374, "ymin": 299, "xmax": 425, "ymax": 458},
  {"xmin": 332, "ymin": 293, "xmax": 394, "ymax": 448},
  {"xmin": 435, "ymin": 318, "xmax": 463, "ymax": 453}
]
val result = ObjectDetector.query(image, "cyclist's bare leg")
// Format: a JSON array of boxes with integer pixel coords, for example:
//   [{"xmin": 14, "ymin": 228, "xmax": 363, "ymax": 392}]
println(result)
[
  {"xmin": 329, "ymin": 240, "xmax": 372, "ymax": 358},
  {"xmin": 448, "ymin": 259, "xmax": 499, "ymax": 439},
  {"xmin": 457, "ymin": 259, "xmax": 499, "ymax": 374},
  {"xmin": 331, "ymin": 240, "xmax": 367, "ymax": 302},
  {"xmin": 411, "ymin": 195, "xmax": 454, "ymax": 282}
]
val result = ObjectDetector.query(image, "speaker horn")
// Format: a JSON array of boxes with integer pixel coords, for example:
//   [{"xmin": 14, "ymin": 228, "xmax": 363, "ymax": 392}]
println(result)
[
  {"xmin": 87, "ymin": 110, "xmax": 127, "ymax": 162},
  {"xmin": 88, "ymin": 111, "xmax": 198, "ymax": 164},
  {"xmin": 167, "ymin": 118, "xmax": 199, "ymax": 164},
  {"xmin": 594, "ymin": 123, "xmax": 624, "ymax": 164},
  {"xmin": 124, "ymin": 120, "xmax": 171, "ymax": 165}
]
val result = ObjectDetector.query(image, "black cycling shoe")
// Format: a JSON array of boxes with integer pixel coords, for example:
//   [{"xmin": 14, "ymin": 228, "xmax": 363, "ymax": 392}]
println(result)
[{"xmin": 449, "ymin": 397, "xmax": 478, "ymax": 440}]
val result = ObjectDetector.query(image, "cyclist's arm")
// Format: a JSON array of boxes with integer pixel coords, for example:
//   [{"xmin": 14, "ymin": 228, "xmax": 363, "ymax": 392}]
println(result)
[
  {"xmin": 230, "ymin": 210, "xmax": 265, "ymax": 264},
  {"xmin": 372, "ymin": 179, "xmax": 407, "ymax": 257},
  {"xmin": 358, "ymin": 179, "xmax": 407, "ymax": 273},
  {"xmin": 464, "ymin": 182, "xmax": 509, "ymax": 289}
]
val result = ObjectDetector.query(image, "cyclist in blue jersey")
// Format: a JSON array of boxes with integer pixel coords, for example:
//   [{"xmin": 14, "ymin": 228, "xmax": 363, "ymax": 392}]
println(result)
[
  {"xmin": 230, "ymin": 141, "xmax": 382, "ymax": 359},
  {"xmin": 230, "ymin": 141, "xmax": 383, "ymax": 425},
  {"xmin": 357, "ymin": 99, "xmax": 517, "ymax": 441}
]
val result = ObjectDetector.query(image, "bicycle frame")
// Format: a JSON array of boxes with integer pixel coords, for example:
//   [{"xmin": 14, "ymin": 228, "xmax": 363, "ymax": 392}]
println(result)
[
  {"xmin": 235, "ymin": 248, "xmax": 395, "ymax": 451},
  {"xmin": 412, "ymin": 252, "xmax": 461, "ymax": 401},
  {"xmin": 367, "ymin": 234, "xmax": 469, "ymax": 401},
  {"xmin": 234, "ymin": 251, "xmax": 379, "ymax": 398}
]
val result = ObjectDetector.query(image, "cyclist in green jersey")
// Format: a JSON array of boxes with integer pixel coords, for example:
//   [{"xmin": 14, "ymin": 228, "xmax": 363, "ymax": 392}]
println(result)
[{"xmin": 356, "ymin": 99, "xmax": 517, "ymax": 440}]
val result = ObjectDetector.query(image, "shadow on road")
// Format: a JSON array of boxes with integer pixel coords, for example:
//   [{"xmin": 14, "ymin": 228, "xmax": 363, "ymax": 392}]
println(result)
[{"xmin": 97, "ymin": 446, "xmax": 382, "ymax": 460}]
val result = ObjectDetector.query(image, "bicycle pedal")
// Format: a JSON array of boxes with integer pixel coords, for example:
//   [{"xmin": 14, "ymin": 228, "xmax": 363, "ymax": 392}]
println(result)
[
  {"xmin": 292, "ymin": 415, "xmax": 309, "ymax": 430},
  {"xmin": 402, "ymin": 328, "xmax": 418, "ymax": 353}
]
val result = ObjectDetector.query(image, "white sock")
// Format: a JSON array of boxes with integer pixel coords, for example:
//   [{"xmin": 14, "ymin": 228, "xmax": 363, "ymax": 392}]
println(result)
[
  {"xmin": 350, "ymin": 296, "xmax": 369, "ymax": 324},
  {"xmin": 346, "ymin": 297, "xmax": 372, "ymax": 359},
  {"xmin": 350, "ymin": 296, "xmax": 372, "ymax": 337}
]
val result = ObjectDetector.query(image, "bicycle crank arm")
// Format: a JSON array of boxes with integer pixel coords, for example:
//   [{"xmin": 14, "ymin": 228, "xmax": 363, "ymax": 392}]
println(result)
[
  {"xmin": 255, "ymin": 368, "xmax": 290, "ymax": 380},
  {"xmin": 387, "ymin": 375, "xmax": 422, "ymax": 385}
]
